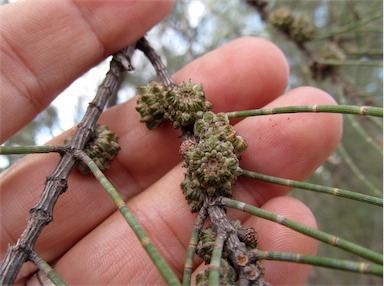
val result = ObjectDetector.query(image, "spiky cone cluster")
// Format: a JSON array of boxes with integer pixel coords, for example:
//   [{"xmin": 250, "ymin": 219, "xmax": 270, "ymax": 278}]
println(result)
[
  {"xmin": 195, "ymin": 221, "xmax": 260, "ymax": 285},
  {"xmin": 194, "ymin": 112, "xmax": 248, "ymax": 156},
  {"xmin": 268, "ymin": 7, "xmax": 294, "ymax": 33},
  {"xmin": 196, "ymin": 259, "xmax": 266, "ymax": 286},
  {"xmin": 310, "ymin": 42, "xmax": 346, "ymax": 79},
  {"xmin": 136, "ymin": 81, "xmax": 168, "ymax": 129},
  {"xmin": 181, "ymin": 112, "xmax": 247, "ymax": 212},
  {"xmin": 269, "ymin": 7, "xmax": 316, "ymax": 45},
  {"xmin": 66, "ymin": 125, "xmax": 120, "ymax": 174},
  {"xmin": 165, "ymin": 80, "xmax": 213, "ymax": 129},
  {"xmin": 290, "ymin": 15, "xmax": 316, "ymax": 45},
  {"xmin": 196, "ymin": 220, "xmax": 258, "ymax": 264},
  {"xmin": 136, "ymin": 80, "xmax": 212, "ymax": 129},
  {"xmin": 181, "ymin": 138, "xmax": 243, "ymax": 212},
  {"xmin": 196, "ymin": 258, "xmax": 237, "ymax": 286}
]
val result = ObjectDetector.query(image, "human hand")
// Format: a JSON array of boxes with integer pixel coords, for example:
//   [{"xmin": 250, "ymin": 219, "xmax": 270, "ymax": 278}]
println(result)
[{"xmin": 0, "ymin": 1, "xmax": 342, "ymax": 285}]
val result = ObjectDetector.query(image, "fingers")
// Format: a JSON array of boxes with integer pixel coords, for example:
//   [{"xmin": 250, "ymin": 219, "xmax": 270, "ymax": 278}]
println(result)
[
  {"xmin": 1, "ymin": 37, "xmax": 289, "ymax": 277},
  {"xmin": 47, "ymin": 88, "xmax": 340, "ymax": 283},
  {"xmin": 0, "ymin": 0, "xmax": 174, "ymax": 142},
  {"xmin": 50, "ymin": 173, "xmax": 318, "ymax": 285},
  {"xmin": 1, "ymin": 33, "xmax": 342, "ymax": 283}
]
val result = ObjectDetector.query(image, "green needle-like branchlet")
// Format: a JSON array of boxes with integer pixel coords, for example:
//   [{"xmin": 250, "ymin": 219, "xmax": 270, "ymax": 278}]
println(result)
[
  {"xmin": 183, "ymin": 208, "xmax": 208, "ymax": 286},
  {"xmin": 337, "ymin": 144, "xmax": 382, "ymax": 196},
  {"xmin": 314, "ymin": 59, "xmax": 383, "ymax": 67},
  {"xmin": 221, "ymin": 198, "xmax": 383, "ymax": 265},
  {"xmin": 75, "ymin": 151, "xmax": 181, "ymax": 286},
  {"xmin": 226, "ymin": 105, "xmax": 383, "ymax": 118},
  {"xmin": 208, "ymin": 234, "xmax": 225, "ymax": 286},
  {"xmin": 0, "ymin": 145, "xmax": 66, "ymax": 155},
  {"xmin": 255, "ymin": 250, "xmax": 383, "ymax": 276},
  {"xmin": 242, "ymin": 169, "xmax": 383, "ymax": 206},
  {"xmin": 29, "ymin": 251, "xmax": 67, "ymax": 286}
]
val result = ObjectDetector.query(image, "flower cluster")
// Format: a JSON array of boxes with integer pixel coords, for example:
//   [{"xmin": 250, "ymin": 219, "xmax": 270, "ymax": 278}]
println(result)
[
  {"xmin": 181, "ymin": 112, "xmax": 247, "ymax": 212},
  {"xmin": 181, "ymin": 137, "xmax": 242, "ymax": 212},
  {"xmin": 136, "ymin": 80, "xmax": 212, "ymax": 129},
  {"xmin": 166, "ymin": 80, "xmax": 213, "ymax": 129},
  {"xmin": 194, "ymin": 112, "xmax": 248, "ymax": 156},
  {"xmin": 67, "ymin": 125, "xmax": 120, "ymax": 174},
  {"xmin": 269, "ymin": 7, "xmax": 316, "ymax": 45},
  {"xmin": 136, "ymin": 81, "xmax": 247, "ymax": 212},
  {"xmin": 136, "ymin": 81, "xmax": 168, "ymax": 129}
]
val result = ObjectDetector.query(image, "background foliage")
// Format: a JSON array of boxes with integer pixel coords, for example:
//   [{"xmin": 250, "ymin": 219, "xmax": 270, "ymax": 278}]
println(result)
[{"xmin": 1, "ymin": 0, "xmax": 382, "ymax": 285}]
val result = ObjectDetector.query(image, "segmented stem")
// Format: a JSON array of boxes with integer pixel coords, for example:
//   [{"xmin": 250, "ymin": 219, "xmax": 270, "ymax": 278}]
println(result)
[
  {"xmin": 221, "ymin": 198, "xmax": 383, "ymax": 265},
  {"xmin": 254, "ymin": 250, "xmax": 382, "ymax": 276},
  {"xmin": 242, "ymin": 169, "xmax": 383, "ymax": 206},
  {"xmin": 208, "ymin": 234, "xmax": 226, "ymax": 286},
  {"xmin": 337, "ymin": 144, "xmax": 381, "ymax": 196},
  {"xmin": 136, "ymin": 37, "xmax": 176, "ymax": 88},
  {"xmin": 183, "ymin": 207, "xmax": 208, "ymax": 286},
  {"xmin": 75, "ymin": 151, "xmax": 181, "ymax": 286},
  {"xmin": 0, "ymin": 145, "xmax": 66, "ymax": 155},
  {"xmin": 314, "ymin": 59, "xmax": 383, "ymax": 67},
  {"xmin": 29, "ymin": 251, "xmax": 66, "ymax": 286},
  {"xmin": 226, "ymin": 105, "xmax": 383, "ymax": 118}
]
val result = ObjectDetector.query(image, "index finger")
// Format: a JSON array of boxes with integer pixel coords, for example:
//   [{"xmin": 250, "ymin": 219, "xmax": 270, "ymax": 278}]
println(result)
[{"xmin": 0, "ymin": 0, "xmax": 174, "ymax": 142}]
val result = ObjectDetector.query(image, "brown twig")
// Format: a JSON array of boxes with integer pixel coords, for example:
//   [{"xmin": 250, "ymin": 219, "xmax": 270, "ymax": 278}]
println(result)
[
  {"xmin": 0, "ymin": 45, "xmax": 135, "ymax": 284},
  {"xmin": 136, "ymin": 37, "xmax": 176, "ymax": 88},
  {"xmin": 207, "ymin": 198, "xmax": 270, "ymax": 286}
]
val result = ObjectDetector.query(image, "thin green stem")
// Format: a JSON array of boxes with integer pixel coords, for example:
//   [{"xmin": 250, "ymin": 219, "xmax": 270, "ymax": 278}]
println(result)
[
  {"xmin": 75, "ymin": 151, "xmax": 181, "ymax": 285},
  {"xmin": 345, "ymin": 48, "xmax": 383, "ymax": 57},
  {"xmin": 335, "ymin": 86, "xmax": 383, "ymax": 154},
  {"xmin": 0, "ymin": 145, "xmax": 66, "ymax": 155},
  {"xmin": 29, "ymin": 251, "xmax": 66, "ymax": 286},
  {"xmin": 242, "ymin": 170, "xmax": 382, "ymax": 207},
  {"xmin": 254, "ymin": 250, "xmax": 382, "ymax": 276},
  {"xmin": 315, "ymin": 59, "xmax": 383, "ymax": 67},
  {"xmin": 344, "ymin": 109, "xmax": 383, "ymax": 155},
  {"xmin": 208, "ymin": 234, "xmax": 225, "ymax": 286},
  {"xmin": 226, "ymin": 105, "xmax": 383, "ymax": 118},
  {"xmin": 315, "ymin": 13, "xmax": 383, "ymax": 39},
  {"xmin": 337, "ymin": 144, "xmax": 381, "ymax": 196},
  {"xmin": 221, "ymin": 198, "xmax": 383, "ymax": 265},
  {"xmin": 183, "ymin": 208, "xmax": 208, "ymax": 286}
]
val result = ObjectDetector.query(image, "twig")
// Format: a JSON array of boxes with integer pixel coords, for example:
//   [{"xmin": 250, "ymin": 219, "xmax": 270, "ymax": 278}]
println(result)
[
  {"xmin": 206, "ymin": 198, "xmax": 270, "ymax": 286},
  {"xmin": 241, "ymin": 169, "xmax": 383, "ymax": 206},
  {"xmin": 221, "ymin": 198, "xmax": 383, "ymax": 265},
  {"xmin": 337, "ymin": 143, "xmax": 381, "ymax": 196},
  {"xmin": 226, "ymin": 104, "xmax": 383, "ymax": 118},
  {"xmin": 29, "ymin": 251, "xmax": 66, "ymax": 286},
  {"xmin": 182, "ymin": 206, "xmax": 208, "ymax": 286},
  {"xmin": 0, "ymin": 145, "xmax": 67, "ymax": 155},
  {"xmin": 0, "ymin": 46, "xmax": 135, "ymax": 284},
  {"xmin": 136, "ymin": 37, "xmax": 176, "ymax": 88},
  {"xmin": 253, "ymin": 250, "xmax": 383, "ymax": 276},
  {"xmin": 74, "ymin": 150, "xmax": 181, "ymax": 285}
]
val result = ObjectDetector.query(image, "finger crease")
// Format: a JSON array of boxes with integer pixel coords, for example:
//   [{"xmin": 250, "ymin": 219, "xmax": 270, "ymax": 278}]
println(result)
[{"xmin": 1, "ymin": 36, "xmax": 48, "ymax": 114}]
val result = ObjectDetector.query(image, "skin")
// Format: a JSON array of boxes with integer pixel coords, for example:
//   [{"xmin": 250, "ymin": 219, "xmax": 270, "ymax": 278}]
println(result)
[{"xmin": 0, "ymin": 1, "xmax": 342, "ymax": 285}]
